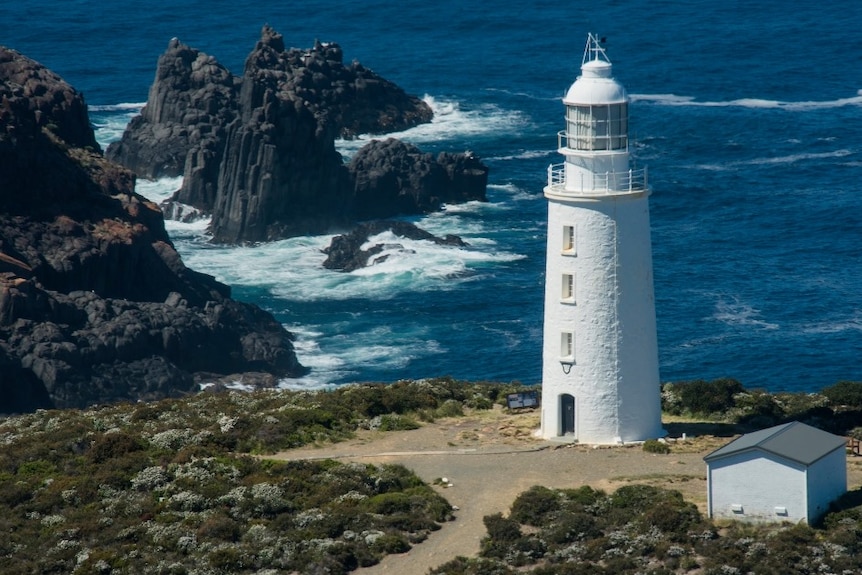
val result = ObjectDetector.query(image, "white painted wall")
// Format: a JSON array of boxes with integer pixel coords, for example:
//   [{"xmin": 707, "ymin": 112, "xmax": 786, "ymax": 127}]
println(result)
[
  {"xmin": 806, "ymin": 448, "xmax": 847, "ymax": 523},
  {"xmin": 708, "ymin": 450, "xmax": 807, "ymax": 522},
  {"xmin": 540, "ymin": 189, "xmax": 663, "ymax": 444}
]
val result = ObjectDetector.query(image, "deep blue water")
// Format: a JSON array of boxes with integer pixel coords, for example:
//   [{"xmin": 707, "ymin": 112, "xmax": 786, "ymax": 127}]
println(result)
[{"xmin": 3, "ymin": 1, "xmax": 861, "ymax": 392}]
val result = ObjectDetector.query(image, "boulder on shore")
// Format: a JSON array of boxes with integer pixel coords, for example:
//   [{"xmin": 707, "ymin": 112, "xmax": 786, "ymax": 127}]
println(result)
[{"xmin": 0, "ymin": 46, "xmax": 305, "ymax": 413}]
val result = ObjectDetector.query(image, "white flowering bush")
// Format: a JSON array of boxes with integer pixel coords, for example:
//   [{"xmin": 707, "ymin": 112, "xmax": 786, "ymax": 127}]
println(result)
[
  {"xmin": 131, "ymin": 466, "xmax": 169, "ymax": 490},
  {"xmin": 149, "ymin": 427, "xmax": 196, "ymax": 450}
]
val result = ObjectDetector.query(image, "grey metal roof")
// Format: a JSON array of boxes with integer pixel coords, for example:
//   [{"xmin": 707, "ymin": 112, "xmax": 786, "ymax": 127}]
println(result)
[{"xmin": 704, "ymin": 421, "xmax": 847, "ymax": 466}]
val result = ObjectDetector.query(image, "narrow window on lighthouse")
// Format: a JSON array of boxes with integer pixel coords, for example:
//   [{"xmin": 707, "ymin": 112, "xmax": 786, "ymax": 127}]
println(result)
[
  {"xmin": 561, "ymin": 273, "xmax": 575, "ymax": 303},
  {"xmin": 562, "ymin": 225, "xmax": 576, "ymax": 254},
  {"xmin": 560, "ymin": 331, "xmax": 574, "ymax": 362}
]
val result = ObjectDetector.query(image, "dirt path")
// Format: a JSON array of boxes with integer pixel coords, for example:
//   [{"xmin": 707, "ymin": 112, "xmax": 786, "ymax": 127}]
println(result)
[{"xmin": 273, "ymin": 408, "xmax": 862, "ymax": 575}]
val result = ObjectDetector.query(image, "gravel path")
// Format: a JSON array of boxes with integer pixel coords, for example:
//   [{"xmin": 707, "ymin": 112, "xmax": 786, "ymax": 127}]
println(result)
[{"xmin": 274, "ymin": 409, "xmax": 862, "ymax": 575}]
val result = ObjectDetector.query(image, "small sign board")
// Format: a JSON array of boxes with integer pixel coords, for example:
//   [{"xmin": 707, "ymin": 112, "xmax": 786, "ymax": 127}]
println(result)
[{"xmin": 506, "ymin": 391, "xmax": 539, "ymax": 410}]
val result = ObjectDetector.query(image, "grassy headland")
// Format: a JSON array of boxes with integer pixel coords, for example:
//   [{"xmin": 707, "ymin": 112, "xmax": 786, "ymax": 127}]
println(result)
[{"xmin": 2, "ymin": 377, "xmax": 862, "ymax": 574}]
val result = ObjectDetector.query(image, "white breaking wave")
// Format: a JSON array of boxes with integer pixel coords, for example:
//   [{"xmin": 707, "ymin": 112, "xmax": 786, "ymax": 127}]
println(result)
[
  {"xmin": 89, "ymin": 102, "xmax": 145, "ymax": 112},
  {"xmin": 278, "ymin": 324, "xmax": 445, "ymax": 390},
  {"xmin": 89, "ymin": 103, "xmax": 143, "ymax": 146},
  {"xmin": 335, "ymin": 95, "xmax": 529, "ymax": 158},
  {"xmin": 129, "ymin": 196, "xmax": 526, "ymax": 304},
  {"xmin": 713, "ymin": 296, "xmax": 779, "ymax": 331},
  {"xmin": 483, "ymin": 87, "xmax": 561, "ymax": 102},
  {"xmin": 486, "ymin": 182, "xmax": 538, "ymax": 203},
  {"xmin": 486, "ymin": 149, "xmax": 555, "ymax": 162},
  {"xmin": 135, "ymin": 177, "xmax": 183, "ymax": 203},
  {"xmin": 631, "ymin": 90, "xmax": 862, "ymax": 111},
  {"xmin": 692, "ymin": 149, "xmax": 853, "ymax": 171}
]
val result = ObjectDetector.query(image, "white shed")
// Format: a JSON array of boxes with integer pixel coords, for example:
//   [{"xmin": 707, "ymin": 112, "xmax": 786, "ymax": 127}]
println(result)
[{"xmin": 704, "ymin": 421, "xmax": 847, "ymax": 524}]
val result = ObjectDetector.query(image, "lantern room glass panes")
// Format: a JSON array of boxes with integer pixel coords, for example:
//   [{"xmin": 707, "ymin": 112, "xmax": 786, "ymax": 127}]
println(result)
[{"xmin": 566, "ymin": 102, "xmax": 627, "ymax": 151}]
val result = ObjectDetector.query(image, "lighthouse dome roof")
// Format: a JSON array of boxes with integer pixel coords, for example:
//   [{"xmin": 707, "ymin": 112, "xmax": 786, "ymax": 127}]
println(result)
[{"xmin": 563, "ymin": 60, "xmax": 628, "ymax": 105}]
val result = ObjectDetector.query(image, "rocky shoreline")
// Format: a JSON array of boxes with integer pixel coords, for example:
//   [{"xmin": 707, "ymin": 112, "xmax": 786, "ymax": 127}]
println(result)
[
  {"xmin": 0, "ymin": 25, "xmax": 491, "ymax": 412},
  {"xmin": 0, "ymin": 46, "xmax": 304, "ymax": 413}
]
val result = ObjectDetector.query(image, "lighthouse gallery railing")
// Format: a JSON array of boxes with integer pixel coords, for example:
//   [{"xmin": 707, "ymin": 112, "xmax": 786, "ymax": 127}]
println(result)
[{"xmin": 547, "ymin": 163, "xmax": 648, "ymax": 195}]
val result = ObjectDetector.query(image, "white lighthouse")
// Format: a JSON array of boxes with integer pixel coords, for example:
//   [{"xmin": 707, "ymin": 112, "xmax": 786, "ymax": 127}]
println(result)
[{"xmin": 540, "ymin": 34, "xmax": 663, "ymax": 444}]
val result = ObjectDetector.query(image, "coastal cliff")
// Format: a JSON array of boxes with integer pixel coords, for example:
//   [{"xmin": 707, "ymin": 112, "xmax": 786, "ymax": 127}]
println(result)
[{"xmin": 0, "ymin": 46, "xmax": 305, "ymax": 413}]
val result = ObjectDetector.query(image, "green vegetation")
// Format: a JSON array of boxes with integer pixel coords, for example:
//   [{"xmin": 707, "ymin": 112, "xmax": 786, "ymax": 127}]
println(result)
[
  {"xmin": 0, "ymin": 377, "xmax": 527, "ymax": 574},
  {"xmin": 3, "ymin": 376, "xmax": 862, "ymax": 573},
  {"xmin": 432, "ymin": 484, "xmax": 862, "ymax": 575},
  {"xmin": 642, "ymin": 439, "xmax": 671, "ymax": 454},
  {"xmin": 661, "ymin": 377, "xmax": 862, "ymax": 435}
]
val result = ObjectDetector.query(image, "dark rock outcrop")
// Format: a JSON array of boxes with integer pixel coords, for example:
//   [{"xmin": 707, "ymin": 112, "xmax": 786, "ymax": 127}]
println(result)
[
  {"xmin": 347, "ymin": 138, "xmax": 489, "ymax": 220},
  {"xmin": 208, "ymin": 27, "xmax": 353, "ymax": 243},
  {"xmin": 105, "ymin": 39, "xmax": 238, "ymax": 185},
  {"xmin": 108, "ymin": 26, "xmax": 488, "ymax": 245},
  {"xmin": 0, "ymin": 46, "xmax": 305, "ymax": 413},
  {"xmin": 322, "ymin": 220, "xmax": 467, "ymax": 272},
  {"xmin": 280, "ymin": 38, "xmax": 433, "ymax": 139}
]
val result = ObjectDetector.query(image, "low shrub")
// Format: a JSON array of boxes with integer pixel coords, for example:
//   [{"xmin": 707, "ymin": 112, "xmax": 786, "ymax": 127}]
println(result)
[
  {"xmin": 197, "ymin": 515, "xmax": 242, "ymax": 542},
  {"xmin": 509, "ymin": 485, "xmax": 560, "ymax": 526},
  {"xmin": 822, "ymin": 381, "xmax": 862, "ymax": 408},
  {"xmin": 642, "ymin": 439, "xmax": 671, "ymax": 454},
  {"xmin": 483, "ymin": 513, "xmax": 522, "ymax": 542},
  {"xmin": 377, "ymin": 414, "xmax": 420, "ymax": 431},
  {"xmin": 371, "ymin": 533, "xmax": 411, "ymax": 554},
  {"xmin": 435, "ymin": 399, "xmax": 465, "ymax": 418},
  {"xmin": 364, "ymin": 492, "xmax": 413, "ymax": 515},
  {"xmin": 662, "ymin": 378, "xmax": 744, "ymax": 416},
  {"xmin": 87, "ymin": 431, "xmax": 144, "ymax": 463}
]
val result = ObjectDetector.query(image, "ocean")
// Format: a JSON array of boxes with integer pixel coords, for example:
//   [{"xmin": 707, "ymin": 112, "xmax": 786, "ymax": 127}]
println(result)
[{"xmin": 3, "ymin": 1, "xmax": 861, "ymax": 393}]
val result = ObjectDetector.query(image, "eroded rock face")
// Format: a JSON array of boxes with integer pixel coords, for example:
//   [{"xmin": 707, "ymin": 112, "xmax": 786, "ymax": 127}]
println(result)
[
  {"xmin": 208, "ymin": 27, "xmax": 353, "ymax": 244},
  {"xmin": 105, "ymin": 38, "xmax": 238, "ymax": 186},
  {"xmin": 279, "ymin": 38, "xmax": 433, "ymax": 139},
  {"xmin": 0, "ymin": 46, "xmax": 305, "ymax": 413}
]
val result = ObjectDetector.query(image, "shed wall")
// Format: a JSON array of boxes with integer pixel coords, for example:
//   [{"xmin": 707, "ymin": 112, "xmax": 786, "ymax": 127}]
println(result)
[
  {"xmin": 806, "ymin": 447, "xmax": 847, "ymax": 523},
  {"xmin": 708, "ymin": 451, "xmax": 806, "ymax": 522}
]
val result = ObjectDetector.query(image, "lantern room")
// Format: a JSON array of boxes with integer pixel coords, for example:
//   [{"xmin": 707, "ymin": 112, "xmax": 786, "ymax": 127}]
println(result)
[{"xmin": 560, "ymin": 38, "xmax": 629, "ymax": 153}]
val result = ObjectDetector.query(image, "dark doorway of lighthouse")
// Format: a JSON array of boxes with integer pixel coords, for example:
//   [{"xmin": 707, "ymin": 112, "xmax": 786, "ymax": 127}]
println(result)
[{"xmin": 561, "ymin": 394, "xmax": 575, "ymax": 436}]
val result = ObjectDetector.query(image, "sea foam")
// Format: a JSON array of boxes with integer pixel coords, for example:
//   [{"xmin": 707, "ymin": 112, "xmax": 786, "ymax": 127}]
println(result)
[{"xmin": 632, "ymin": 91, "xmax": 862, "ymax": 111}]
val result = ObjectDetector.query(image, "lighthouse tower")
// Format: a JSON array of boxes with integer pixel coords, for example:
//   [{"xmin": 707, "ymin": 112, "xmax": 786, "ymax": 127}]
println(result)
[{"xmin": 540, "ymin": 34, "xmax": 663, "ymax": 444}]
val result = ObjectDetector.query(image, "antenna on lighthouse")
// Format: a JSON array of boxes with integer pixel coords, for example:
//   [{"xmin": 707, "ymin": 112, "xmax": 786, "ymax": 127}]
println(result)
[{"xmin": 582, "ymin": 33, "xmax": 610, "ymax": 65}]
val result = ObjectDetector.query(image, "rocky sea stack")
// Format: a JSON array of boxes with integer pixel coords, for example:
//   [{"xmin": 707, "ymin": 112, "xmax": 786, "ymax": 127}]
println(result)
[
  {"xmin": 107, "ymin": 26, "xmax": 488, "ymax": 244},
  {"xmin": 0, "ymin": 46, "xmax": 305, "ymax": 413}
]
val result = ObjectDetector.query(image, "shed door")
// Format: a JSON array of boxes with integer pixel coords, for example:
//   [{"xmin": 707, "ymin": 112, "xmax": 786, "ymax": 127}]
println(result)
[{"xmin": 561, "ymin": 394, "xmax": 575, "ymax": 436}]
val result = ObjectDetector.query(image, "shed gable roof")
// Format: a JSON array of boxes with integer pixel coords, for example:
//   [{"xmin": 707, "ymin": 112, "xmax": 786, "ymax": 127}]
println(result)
[{"xmin": 704, "ymin": 421, "xmax": 846, "ymax": 466}]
